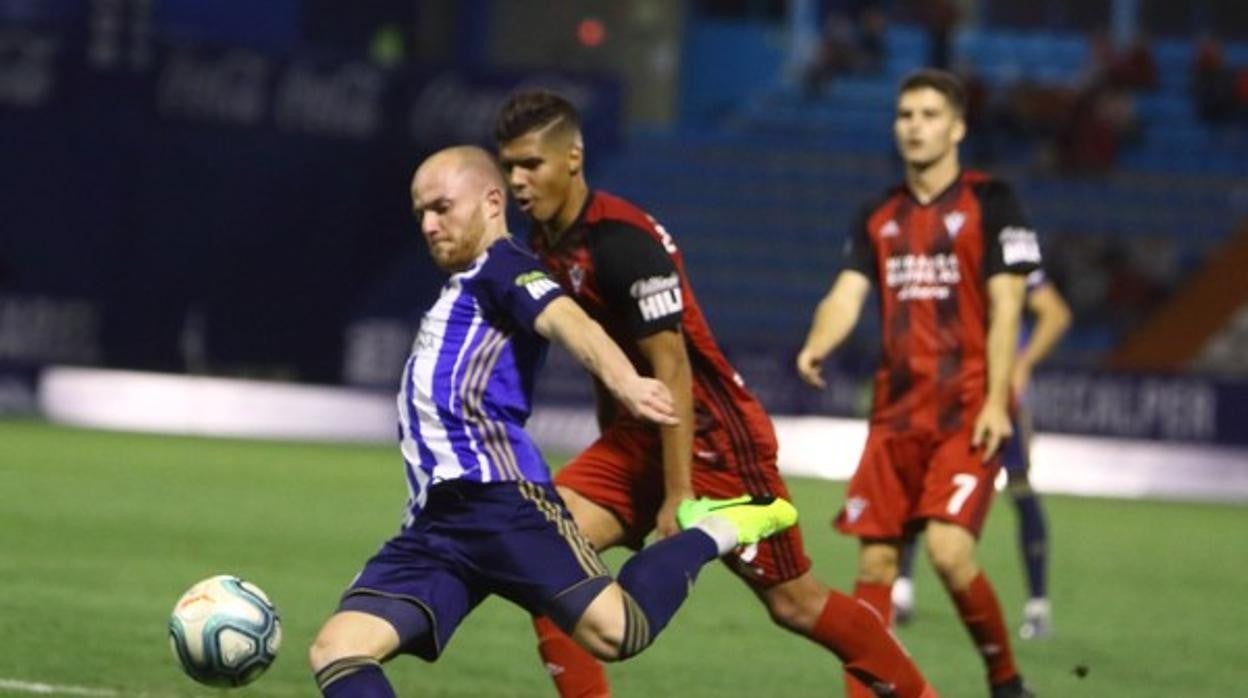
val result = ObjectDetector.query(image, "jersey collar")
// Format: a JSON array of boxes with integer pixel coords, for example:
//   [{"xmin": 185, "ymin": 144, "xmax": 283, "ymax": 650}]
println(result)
[{"xmin": 905, "ymin": 169, "xmax": 963, "ymax": 207}]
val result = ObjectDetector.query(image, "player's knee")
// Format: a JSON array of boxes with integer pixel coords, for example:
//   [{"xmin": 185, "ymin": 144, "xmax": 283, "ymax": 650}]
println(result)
[
  {"xmin": 762, "ymin": 575, "xmax": 829, "ymax": 633},
  {"xmin": 571, "ymin": 617, "xmax": 625, "ymax": 662},
  {"xmin": 307, "ymin": 612, "xmax": 397, "ymax": 674},
  {"xmin": 770, "ymin": 599, "xmax": 826, "ymax": 633},
  {"xmin": 857, "ymin": 547, "xmax": 899, "ymax": 584},
  {"xmin": 568, "ymin": 588, "xmax": 629, "ymax": 661},
  {"xmin": 925, "ymin": 542, "xmax": 975, "ymax": 586},
  {"xmin": 763, "ymin": 592, "xmax": 804, "ymax": 630},
  {"xmin": 857, "ymin": 565, "xmax": 897, "ymax": 585},
  {"xmin": 308, "ymin": 627, "xmax": 355, "ymax": 673}
]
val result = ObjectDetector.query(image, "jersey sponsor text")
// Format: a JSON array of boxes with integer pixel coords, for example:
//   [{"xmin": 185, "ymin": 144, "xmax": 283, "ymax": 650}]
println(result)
[
  {"xmin": 1000, "ymin": 226, "xmax": 1041, "ymax": 265},
  {"xmin": 631, "ymin": 273, "xmax": 683, "ymax": 322},
  {"xmin": 886, "ymin": 253, "xmax": 961, "ymax": 301},
  {"xmin": 514, "ymin": 271, "xmax": 560, "ymax": 300}
]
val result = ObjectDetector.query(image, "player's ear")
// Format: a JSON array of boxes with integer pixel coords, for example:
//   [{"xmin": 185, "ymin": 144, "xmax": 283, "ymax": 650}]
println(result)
[
  {"xmin": 567, "ymin": 137, "xmax": 584, "ymax": 177},
  {"xmin": 951, "ymin": 113, "xmax": 967, "ymax": 145},
  {"xmin": 483, "ymin": 185, "xmax": 504, "ymax": 220}
]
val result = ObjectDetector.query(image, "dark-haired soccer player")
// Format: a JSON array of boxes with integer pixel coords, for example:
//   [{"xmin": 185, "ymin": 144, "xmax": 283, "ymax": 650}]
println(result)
[
  {"xmin": 496, "ymin": 92, "xmax": 936, "ymax": 698},
  {"xmin": 797, "ymin": 69, "xmax": 1039, "ymax": 698},
  {"xmin": 893, "ymin": 269, "xmax": 1070, "ymax": 640},
  {"xmin": 307, "ymin": 146, "xmax": 798, "ymax": 696}
]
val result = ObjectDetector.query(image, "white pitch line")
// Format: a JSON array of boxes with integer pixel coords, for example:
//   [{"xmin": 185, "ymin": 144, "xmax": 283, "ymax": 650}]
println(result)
[{"xmin": 0, "ymin": 678, "xmax": 118, "ymax": 697}]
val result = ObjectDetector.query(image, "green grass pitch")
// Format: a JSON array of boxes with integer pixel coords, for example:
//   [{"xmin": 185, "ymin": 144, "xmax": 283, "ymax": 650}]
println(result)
[{"xmin": 1, "ymin": 419, "xmax": 1243, "ymax": 697}]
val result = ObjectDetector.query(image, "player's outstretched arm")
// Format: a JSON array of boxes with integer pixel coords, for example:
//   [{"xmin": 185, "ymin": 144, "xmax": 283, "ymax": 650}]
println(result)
[
  {"xmin": 974, "ymin": 272, "xmax": 1027, "ymax": 459},
  {"xmin": 535, "ymin": 296, "xmax": 678, "ymax": 426},
  {"xmin": 796, "ymin": 270, "xmax": 871, "ymax": 388},
  {"xmin": 637, "ymin": 328, "xmax": 696, "ymax": 538},
  {"xmin": 1012, "ymin": 283, "xmax": 1072, "ymax": 397}
]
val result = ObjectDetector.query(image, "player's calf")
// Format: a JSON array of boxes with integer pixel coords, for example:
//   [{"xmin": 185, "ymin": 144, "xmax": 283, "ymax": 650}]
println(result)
[{"xmin": 567, "ymin": 526, "xmax": 723, "ymax": 662}]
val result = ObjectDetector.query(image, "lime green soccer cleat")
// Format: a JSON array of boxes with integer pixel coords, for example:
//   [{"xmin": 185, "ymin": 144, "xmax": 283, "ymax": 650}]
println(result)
[{"xmin": 676, "ymin": 495, "xmax": 798, "ymax": 546}]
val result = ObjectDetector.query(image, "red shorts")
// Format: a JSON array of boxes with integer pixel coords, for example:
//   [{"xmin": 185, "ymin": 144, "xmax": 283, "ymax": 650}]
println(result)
[
  {"xmin": 835, "ymin": 425, "xmax": 1000, "ymax": 540},
  {"xmin": 555, "ymin": 421, "xmax": 811, "ymax": 589}
]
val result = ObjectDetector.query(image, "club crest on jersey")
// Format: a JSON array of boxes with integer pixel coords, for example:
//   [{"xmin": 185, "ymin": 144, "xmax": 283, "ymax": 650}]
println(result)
[
  {"xmin": 845, "ymin": 496, "xmax": 868, "ymax": 523},
  {"xmin": 879, "ymin": 220, "xmax": 900, "ymax": 238},
  {"xmin": 514, "ymin": 270, "xmax": 559, "ymax": 300},
  {"xmin": 568, "ymin": 264, "xmax": 585, "ymax": 294},
  {"xmin": 944, "ymin": 211, "xmax": 966, "ymax": 238},
  {"xmin": 630, "ymin": 273, "xmax": 682, "ymax": 322}
]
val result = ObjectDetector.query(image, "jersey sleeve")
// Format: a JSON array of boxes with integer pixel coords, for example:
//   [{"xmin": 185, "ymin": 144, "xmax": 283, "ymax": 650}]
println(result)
[
  {"xmin": 475, "ymin": 241, "xmax": 564, "ymax": 334},
  {"xmin": 978, "ymin": 180, "xmax": 1042, "ymax": 277},
  {"xmin": 588, "ymin": 220, "xmax": 683, "ymax": 339},
  {"xmin": 841, "ymin": 203, "xmax": 877, "ymax": 280}
]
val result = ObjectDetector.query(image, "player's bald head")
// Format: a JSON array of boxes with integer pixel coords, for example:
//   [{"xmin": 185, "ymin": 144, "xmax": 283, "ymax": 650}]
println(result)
[
  {"xmin": 411, "ymin": 146, "xmax": 509, "ymax": 272},
  {"xmin": 415, "ymin": 145, "xmax": 506, "ymax": 194}
]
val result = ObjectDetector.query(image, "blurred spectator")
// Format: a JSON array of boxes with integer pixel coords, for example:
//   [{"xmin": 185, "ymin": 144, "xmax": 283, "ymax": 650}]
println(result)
[
  {"xmin": 1110, "ymin": 36, "xmax": 1159, "ymax": 91},
  {"xmin": 1054, "ymin": 82, "xmax": 1138, "ymax": 174},
  {"xmin": 857, "ymin": 4, "xmax": 887, "ymax": 71},
  {"xmin": 1043, "ymin": 232, "xmax": 1175, "ymax": 347},
  {"xmin": 1034, "ymin": 31, "xmax": 1147, "ymax": 174},
  {"xmin": 802, "ymin": 13, "xmax": 858, "ymax": 94},
  {"xmin": 1191, "ymin": 36, "xmax": 1243, "ymax": 123},
  {"xmin": 1085, "ymin": 32, "xmax": 1159, "ymax": 92},
  {"xmin": 918, "ymin": 0, "xmax": 959, "ymax": 69},
  {"xmin": 801, "ymin": 4, "xmax": 887, "ymax": 97},
  {"xmin": 952, "ymin": 62, "xmax": 995, "ymax": 163},
  {"xmin": 697, "ymin": 0, "xmax": 786, "ymax": 19},
  {"xmin": 1100, "ymin": 241, "xmax": 1168, "ymax": 334}
]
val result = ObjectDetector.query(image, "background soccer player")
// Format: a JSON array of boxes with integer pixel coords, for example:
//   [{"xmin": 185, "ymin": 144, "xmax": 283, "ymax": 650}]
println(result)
[
  {"xmin": 307, "ymin": 146, "xmax": 798, "ymax": 696},
  {"xmin": 496, "ymin": 91, "xmax": 935, "ymax": 698},
  {"xmin": 892, "ymin": 270, "xmax": 1071, "ymax": 640},
  {"xmin": 796, "ymin": 69, "xmax": 1039, "ymax": 698}
]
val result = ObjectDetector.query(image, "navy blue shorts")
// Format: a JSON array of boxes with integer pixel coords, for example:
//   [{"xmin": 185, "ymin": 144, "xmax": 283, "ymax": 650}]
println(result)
[
  {"xmin": 340, "ymin": 479, "xmax": 610, "ymax": 660},
  {"xmin": 1001, "ymin": 413, "xmax": 1030, "ymax": 474}
]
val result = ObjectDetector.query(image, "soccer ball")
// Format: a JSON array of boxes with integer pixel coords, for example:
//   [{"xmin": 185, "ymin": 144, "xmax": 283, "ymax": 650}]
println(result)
[{"xmin": 168, "ymin": 574, "xmax": 282, "ymax": 687}]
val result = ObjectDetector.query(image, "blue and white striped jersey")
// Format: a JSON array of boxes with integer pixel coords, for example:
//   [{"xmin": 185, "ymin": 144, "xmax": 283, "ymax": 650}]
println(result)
[{"xmin": 397, "ymin": 237, "xmax": 564, "ymax": 518}]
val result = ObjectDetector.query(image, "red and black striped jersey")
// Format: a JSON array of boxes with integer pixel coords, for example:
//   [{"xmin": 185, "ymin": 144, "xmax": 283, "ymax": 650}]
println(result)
[
  {"xmin": 530, "ymin": 190, "xmax": 777, "ymax": 456},
  {"xmin": 843, "ymin": 170, "xmax": 1041, "ymax": 433}
]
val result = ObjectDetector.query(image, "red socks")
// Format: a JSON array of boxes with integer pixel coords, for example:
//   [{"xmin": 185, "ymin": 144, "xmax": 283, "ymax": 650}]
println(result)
[
  {"xmin": 815, "ymin": 588, "xmax": 929, "ymax": 698},
  {"xmin": 532, "ymin": 589, "xmax": 942, "ymax": 698},
  {"xmin": 950, "ymin": 572, "xmax": 1019, "ymax": 685},
  {"xmin": 853, "ymin": 580, "xmax": 893, "ymax": 627},
  {"xmin": 532, "ymin": 615, "xmax": 610, "ymax": 698}
]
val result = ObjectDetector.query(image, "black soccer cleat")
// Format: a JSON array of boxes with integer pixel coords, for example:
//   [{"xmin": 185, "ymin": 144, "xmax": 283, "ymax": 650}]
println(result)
[{"xmin": 990, "ymin": 676, "xmax": 1036, "ymax": 698}]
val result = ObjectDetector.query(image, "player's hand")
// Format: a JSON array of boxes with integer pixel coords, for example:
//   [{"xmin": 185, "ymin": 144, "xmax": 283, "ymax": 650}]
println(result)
[
  {"xmin": 618, "ymin": 376, "xmax": 679, "ymax": 426},
  {"xmin": 971, "ymin": 402, "xmax": 1013, "ymax": 462},
  {"xmin": 655, "ymin": 493, "xmax": 690, "ymax": 539},
  {"xmin": 1011, "ymin": 360, "xmax": 1033, "ymax": 402},
  {"xmin": 796, "ymin": 347, "xmax": 827, "ymax": 389}
]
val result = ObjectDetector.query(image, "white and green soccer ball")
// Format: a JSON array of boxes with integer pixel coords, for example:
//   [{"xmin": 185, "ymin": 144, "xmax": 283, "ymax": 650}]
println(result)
[{"xmin": 168, "ymin": 574, "xmax": 282, "ymax": 687}]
